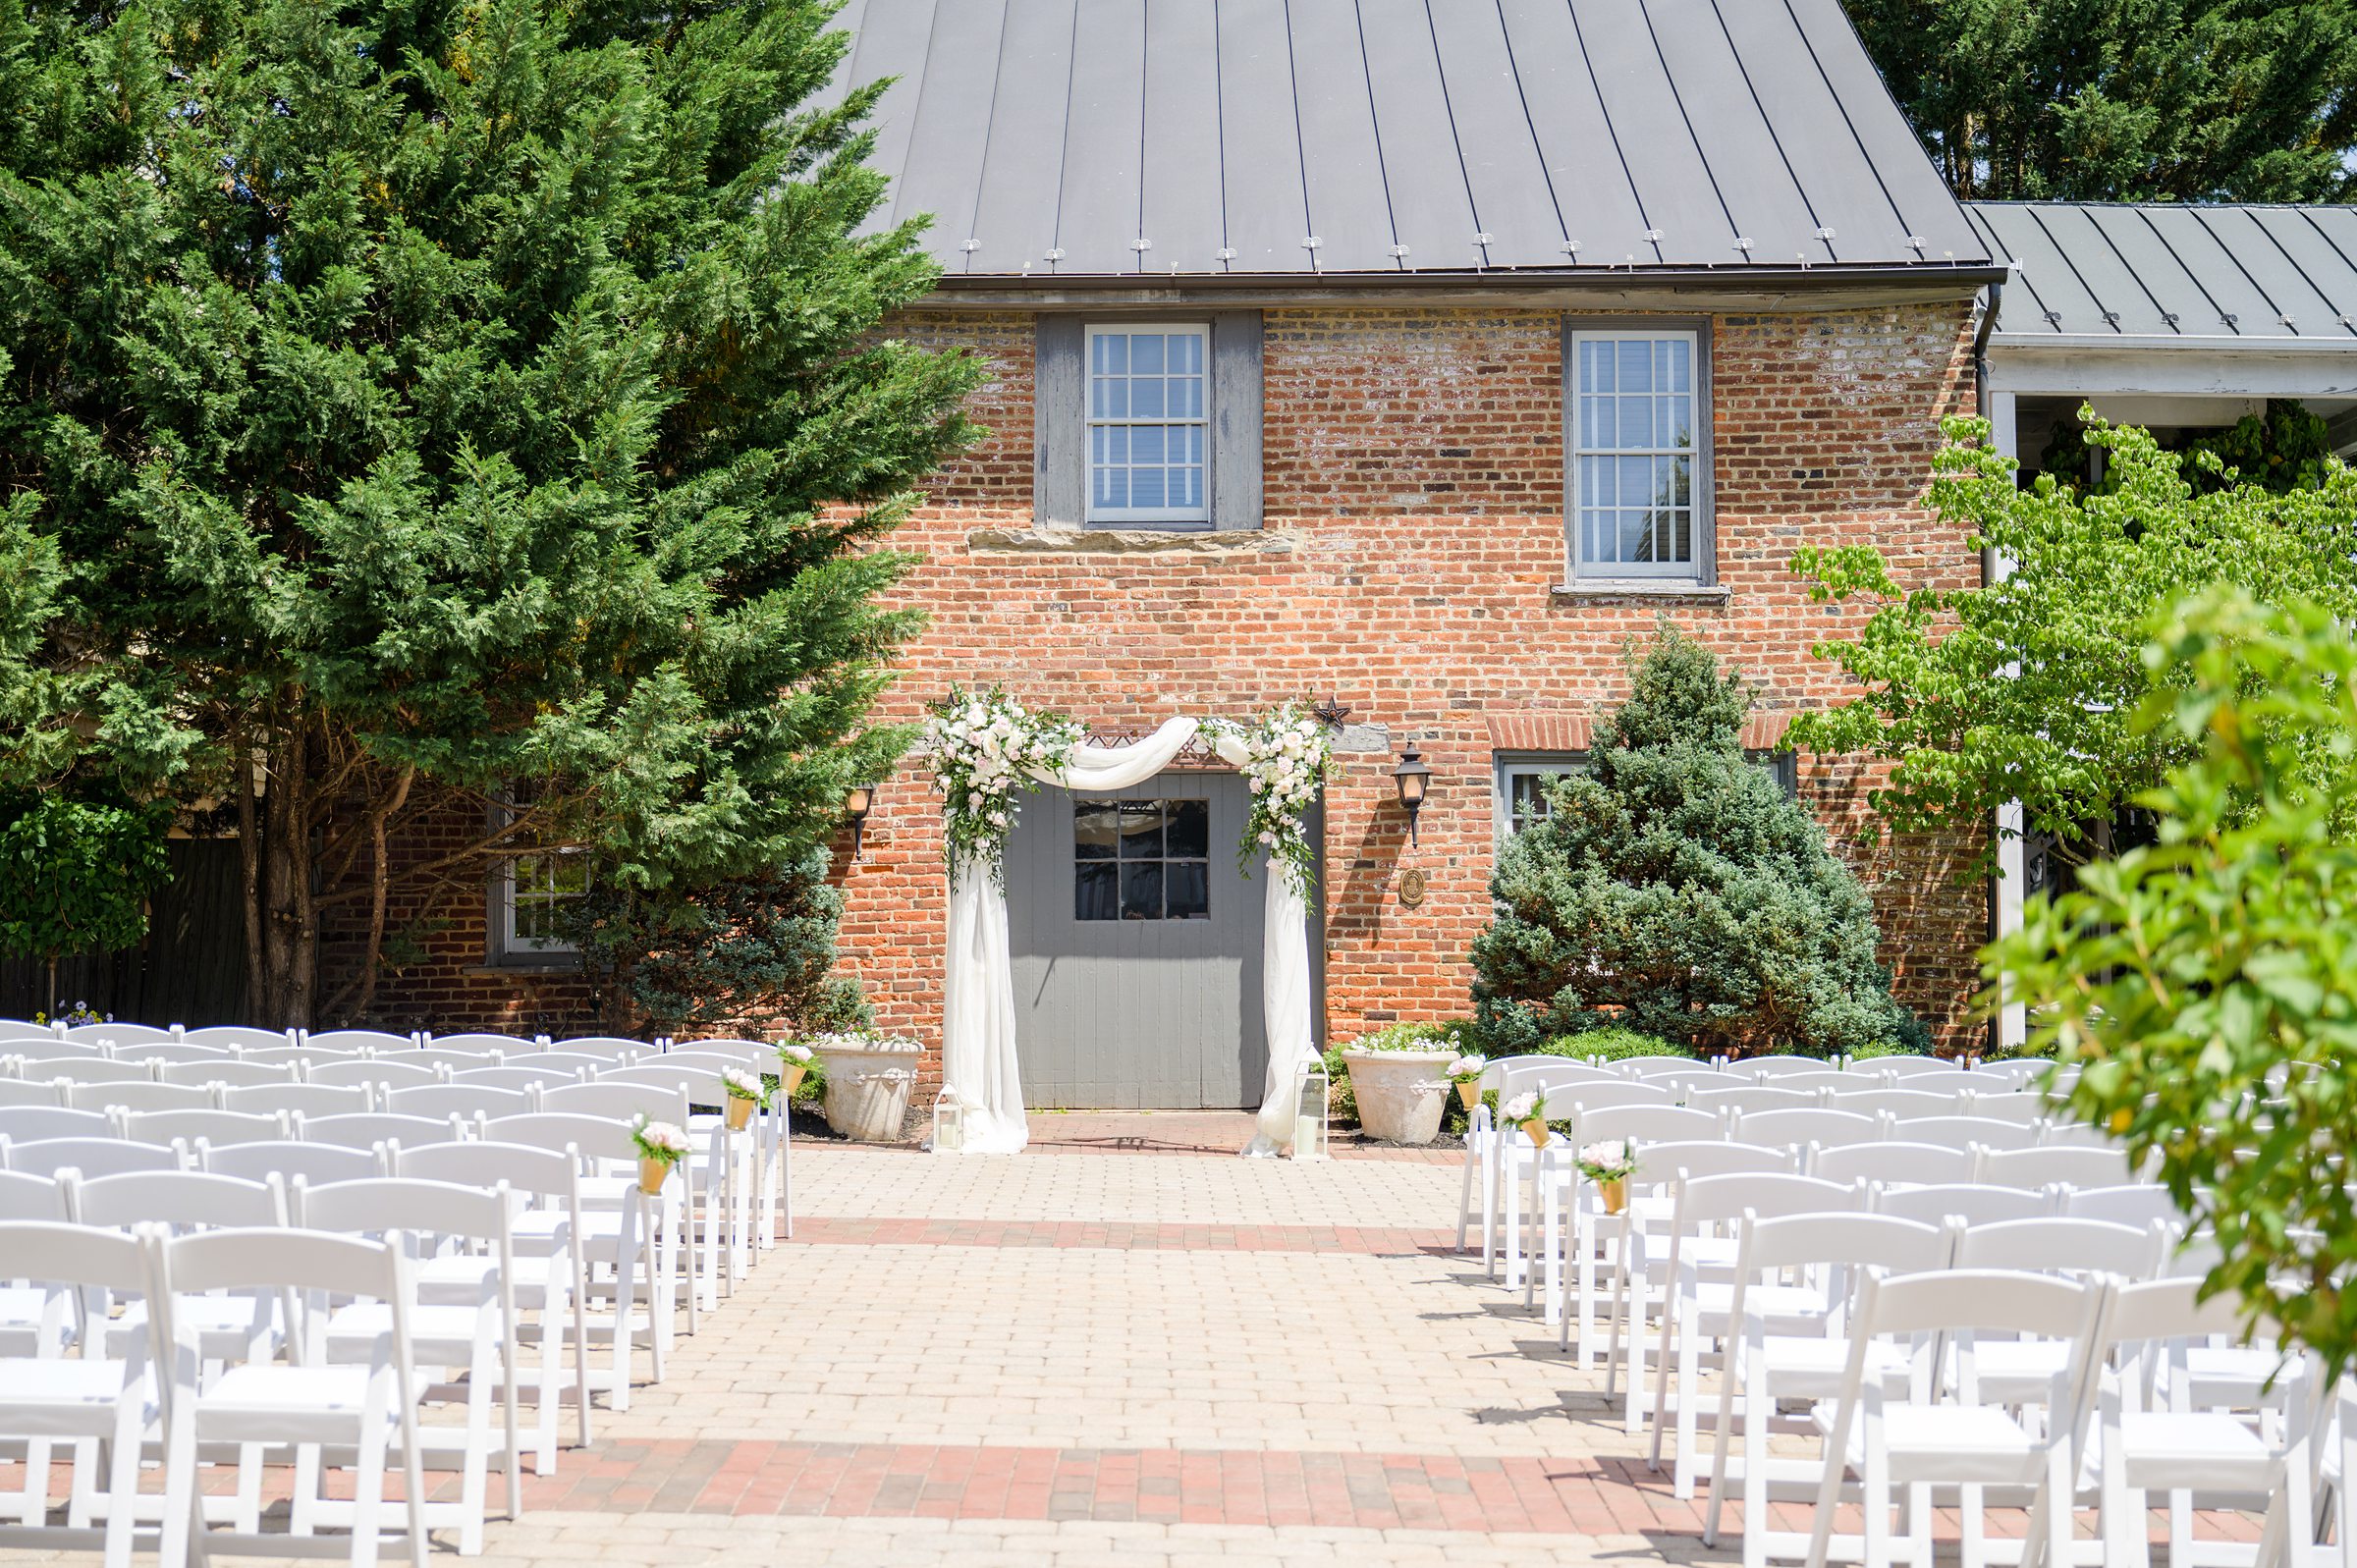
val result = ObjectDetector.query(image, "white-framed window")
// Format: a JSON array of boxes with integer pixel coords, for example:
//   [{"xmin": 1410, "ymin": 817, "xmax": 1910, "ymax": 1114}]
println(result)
[
  {"xmin": 498, "ymin": 847, "xmax": 586, "ymax": 955},
  {"xmin": 1569, "ymin": 328, "xmax": 1704, "ymax": 578},
  {"xmin": 1497, "ymin": 755, "xmax": 1589, "ymax": 839},
  {"xmin": 1494, "ymin": 747, "xmax": 1797, "ymax": 842},
  {"xmin": 1085, "ymin": 324, "xmax": 1209, "ymax": 525}
]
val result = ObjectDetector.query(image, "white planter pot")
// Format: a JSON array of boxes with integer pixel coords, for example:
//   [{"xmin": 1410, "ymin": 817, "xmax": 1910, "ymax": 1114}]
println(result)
[
  {"xmin": 816, "ymin": 1040, "xmax": 923, "ymax": 1143},
  {"xmin": 1339, "ymin": 1048, "xmax": 1455, "ymax": 1146}
]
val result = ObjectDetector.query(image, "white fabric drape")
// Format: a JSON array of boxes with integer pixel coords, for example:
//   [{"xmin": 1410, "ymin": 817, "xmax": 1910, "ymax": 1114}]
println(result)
[{"xmin": 937, "ymin": 717, "xmax": 1321, "ymax": 1159}]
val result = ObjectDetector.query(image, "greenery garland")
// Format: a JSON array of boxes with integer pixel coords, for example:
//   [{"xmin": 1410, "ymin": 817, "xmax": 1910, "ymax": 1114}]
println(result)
[
  {"xmin": 1211, "ymin": 705, "xmax": 1335, "ymax": 897},
  {"xmin": 923, "ymin": 687, "xmax": 1082, "ymax": 880}
]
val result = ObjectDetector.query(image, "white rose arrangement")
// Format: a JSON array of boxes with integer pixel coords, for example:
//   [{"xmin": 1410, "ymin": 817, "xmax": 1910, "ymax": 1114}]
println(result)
[
  {"xmin": 721, "ymin": 1066, "xmax": 770, "ymax": 1106},
  {"xmin": 1500, "ymin": 1089, "xmax": 1549, "ymax": 1125},
  {"xmin": 1575, "ymin": 1139, "xmax": 1638, "ymax": 1182},
  {"xmin": 1443, "ymin": 1053, "xmax": 1487, "ymax": 1086},
  {"xmin": 777, "ymin": 1043, "xmax": 814, "ymax": 1067},
  {"xmin": 1209, "ymin": 705, "xmax": 1335, "ymax": 896},
  {"xmin": 925, "ymin": 686, "xmax": 1083, "ymax": 880},
  {"xmin": 630, "ymin": 1115, "xmax": 690, "ymax": 1164}
]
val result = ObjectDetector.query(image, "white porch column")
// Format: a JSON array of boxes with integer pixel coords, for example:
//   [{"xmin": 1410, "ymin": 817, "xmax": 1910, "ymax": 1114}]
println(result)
[{"xmin": 1988, "ymin": 391, "xmax": 2027, "ymax": 1054}]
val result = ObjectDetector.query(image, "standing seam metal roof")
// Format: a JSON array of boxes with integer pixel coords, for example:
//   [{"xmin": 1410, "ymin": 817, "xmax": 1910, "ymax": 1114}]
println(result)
[
  {"xmin": 820, "ymin": 0, "xmax": 1990, "ymax": 280},
  {"xmin": 1966, "ymin": 201, "xmax": 2357, "ymax": 342}
]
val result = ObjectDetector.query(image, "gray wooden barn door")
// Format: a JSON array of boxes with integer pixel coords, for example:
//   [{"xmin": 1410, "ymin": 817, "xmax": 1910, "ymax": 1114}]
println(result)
[{"xmin": 1004, "ymin": 772, "xmax": 1271, "ymax": 1108}]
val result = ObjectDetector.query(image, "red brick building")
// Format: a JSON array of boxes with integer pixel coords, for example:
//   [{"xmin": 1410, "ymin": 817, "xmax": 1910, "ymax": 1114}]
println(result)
[{"xmin": 328, "ymin": 1, "xmax": 2010, "ymax": 1093}]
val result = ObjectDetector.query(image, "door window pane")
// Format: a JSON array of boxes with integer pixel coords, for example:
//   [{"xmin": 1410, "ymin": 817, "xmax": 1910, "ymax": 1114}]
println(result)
[{"xmin": 1074, "ymin": 799, "xmax": 1211, "ymax": 921}]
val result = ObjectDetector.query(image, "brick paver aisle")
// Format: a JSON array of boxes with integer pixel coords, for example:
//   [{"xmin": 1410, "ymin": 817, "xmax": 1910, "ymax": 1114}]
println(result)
[{"xmin": 0, "ymin": 1131, "xmax": 2256, "ymax": 1566}]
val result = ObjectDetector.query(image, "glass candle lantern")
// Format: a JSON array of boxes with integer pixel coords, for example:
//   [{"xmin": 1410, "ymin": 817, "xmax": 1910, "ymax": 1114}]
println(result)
[
  {"xmin": 931, "ymin": 1087, "xmax": 965, "ymax": 1154},
  {"xmin": 1290, "ymin": 1058, "xmax": 1331, "ymax": 1161}
]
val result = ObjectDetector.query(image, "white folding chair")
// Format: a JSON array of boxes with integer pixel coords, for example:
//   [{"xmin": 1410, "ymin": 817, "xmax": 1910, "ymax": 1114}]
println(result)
[
  {"xmin": 1732, "ymin": 1108, "xmax": 1886, "ymax": 1152},
  {"xmin": 1891, "ymin": 1115, "xmax": 2039, "ymax": 1152},
  {"xmin": 1453, "ymin": 1054, "xmax": 1570, "ymax": 1259},
  {"xmin": 1808, "ymin": 1141, "xmax": 1975, "ymax": 1188},
  {"xmin": 152, "ymin": 1227, "xmax": 430, "ymax": 1568},
  {"xmin": 1802, "ymin": 1270, "xmax": 2110, "ymax": 1568},
  {"xmin": 419, "ymin": 1033, "xmax": 533, "ymax": 1053},
  {"xmin": 2035, "ymin": 1121, "xmax": 2114, "ymax": 1148},
  {"xmin": 0, "ymin": 1172, "xmax": 72, "ymax": 1357},
  {"xmin": 1558, "ymin": 1139, "xmax": 1796, "ymax": 1364},
  {"xmin": 407, "ymin": 1049, "xmax": 510, "ymax": 1074},
  {"xmin": 301, "ymin": 1178, "xmax": 523, "ymax": 1554},
  {"xmin": 224, "ymin": 1083, "xmax": 374, "ymax": 1119},
  {"xmin": 1741, "ymin": 1070, "xmax": 1859, "ymax": 1095},
  {"xmin": 2089, "ymin": 1278, "xmax": 2310, "ymax": 1568},
  {"xmin": 596, "ymin": 1063, "xmax": 759, "ymax": 1288},
  {"xmin": 183, "ymin": 1027, "xmax": 299, "ymax": 1052},
  {"xmin": 65, "ymin": 1023, "xmax": 174, "ymax": 1047},
  {"xmin": 200, "ymin": 1141, "xmax": 382, "ymax": 1186},
  {"xmin": 482, "ymin": 1113, "xmax": 676, "ymax": 1392},
  {"xmin": 449, "ymin": 1064, "xmax": 583, "ymax": 1093},
  {"xmin": 1976, "ymin": 1144, "xmax": 2142, "ymax": 1191},
  {"xmin": 1635, "ymin": 1172, "xmax": 1864, "ymax": 1444},
  {"xmin": 1701, "ymin": 1212, "xmax": 1957, "ymax": 1562},
  {"xmin": 1827, "ymin": 1090, "xmax": 1970, "ymax": 1120},
  {"xmin": 538, "ymin": 1038, "xmax": 648, "ymax": 1064},
  {"xmin": 1963, "ymin": 1090, "xmax": 2050, "ymax": 1124},
  {"xmin": 301, "ymin": 1112, "xmax": 466, "ymax": 1153},
  {"xmin": 1870, "ymin": 1182, "xmax": 2055, "ymax": 1227},
  {"xmin": 0, "ymin": 1223, "xmax": 162, "ymax": 1568},
  {"xmin": 2062, "ymin": 1184, "xmax": 2189, "ymax": 1229},
  {"xmin": 1951, "ymin": 1217, "xmax": 2174, "ymax": 1414},
  {"xmin": 1620, "ymin": 1055, "xmax": 1708, "ymax": 1079},
  {"xmin": 1747, "ymin": 1055, "xmax": 1842, "ymax": 1079},
  {"xmin": 532, "ymin": 1085, "xmax": 713, "ymax": 1317},
  {"xmin": 121, "ymin": 1108, "xmax": 290, "ymax": 1150},
  {"xmin": 1875, "ymin": 1067, "xmax": 1978, "ymax": 1095},
  {"xmin": 302, "ymin": 1030, "xmax": 417, "ymax": 1053},
  {"xmin": 308, "ymin": 1059, "xmax": 444, "ymax": 1093},
  {"xmin": 383, "ymin": 1085, "xmax": 531, "ymax": 1125},
  {"xmin": 112, "ymin": 1044, "xmax": 232, "ymax": 1070},
  {"xmin": 0, "ymin": 1079, "xmax": 65, "ymax": 1108},
  {"xmin": 1528, "ymin": 1104, "xmax": 1727, "ymax": 1327},
  {"xmin": 67, "ymin": 1080, "xmax": 211, "ymax": 1116},
  {"xmin": 1878, "ymin": 1057, "xmax": 1972, "ymax": 1080},
  {"xmin": 1968, "ymin": 1058, "xmax": 2055, "ymax": 1088},
  {"xmin": 0, "ymin": 1107, "xmax": 114, "ymax": 1144},
  {"xmin": 1496, "ymin": 1075, "xmax": 1673, "ymax": 1288},
  {"xmin": 2, "ymin": 1137, "xmax": 183, "ymax": 1180},
  {"xmin": 396, "ymin": 1141, "xmax": 594, "ymax": 1471},
  {"xmin": 244, "ymin": 1045, "xmax": 359, "ymax": 1071},
  {"xmin": 1690, "ymin": 1086, "xmax": 1825, "ymax": 1116},
  {"xmin": 159, "ymin": 1058, "xmax": 299, "ymax": 1090}
]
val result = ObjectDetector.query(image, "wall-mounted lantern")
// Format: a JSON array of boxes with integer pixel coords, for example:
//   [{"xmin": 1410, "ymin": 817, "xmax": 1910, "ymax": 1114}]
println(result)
[
  {"xmin": 1391, "ymin": 742, "xmax": 1432, "ymax": 847},
  {"xmin": 844, "ymin": 782, "xmax": 879, "ymax": 858}
]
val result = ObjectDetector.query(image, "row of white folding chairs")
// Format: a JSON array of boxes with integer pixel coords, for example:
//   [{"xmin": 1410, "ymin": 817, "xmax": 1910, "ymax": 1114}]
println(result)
[
  {"xmin": 1532, "ymin": 1127, "xmax": 2165, "ymax": 1337},
  {"xmin": 1654, "ymin": 1216, "xmax": 2324, "ymax": 1568},
  {"xmin": 1488, "ymin": 1099, "xmax": 2137, "ymax": 1292},
  {"xmin": 2, "ymin": 1121, "xmax": 691, "ymax": 1435},
  {"xmin": 0, "ymin": 1187, "xmax": 669, "ymax": 1564},
  {"xmin": 0, "ymin": 1084, "xmax": 750, "ymax": 1316}
]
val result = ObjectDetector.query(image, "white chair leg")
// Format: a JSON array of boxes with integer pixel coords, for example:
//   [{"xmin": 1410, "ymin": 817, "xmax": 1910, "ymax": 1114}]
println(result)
[
  {"xmin": 101, "ymin": 1400, "xmax": 141, "ymax": 1568},
  {"xmin": 159, "ymin": 1400, "xmax": 199, "ymax": 1568},
  {"xmin": 1671, "ymin": 1316, "xmax": 1703, "ymax": 1495},
  {"xmin": 350, "ymin": 1420, "xmax": 386, "ymax": 1568},
  {"xmin": 1907, "ymin": 1482, "xmax": 1933, "ymax": 1568}
]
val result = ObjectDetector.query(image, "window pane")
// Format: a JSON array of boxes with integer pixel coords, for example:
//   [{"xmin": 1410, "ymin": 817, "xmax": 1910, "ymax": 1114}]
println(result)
[
  {"xmin": 1094, "ymin": 378, "xmax": 1127, "ymax": 418},
  {"xmin": 1130, "ymin": 465, "xmax": 1167, "ymax": 510},
  {"xmin": 1622, "ymin": 510, "xmax": 1656, "ymax": 562},
  {"xmin": 1173, "ymin": 376, "xmax": 1203, "ymax": 417},
  {"xmin": 1094, "ymin": 334, "xmax": 1125, "ymax": 373},
  {"xmin": 1617, "ymin": 339, "xmax": 1651, "ymax": 391},
  {"xmin": 1667, "ymin": 394, "xmax": 1692, "ymax": 448},
  {"xmin": 1130, "ymin": 426, "xmax": 1165, "ymax": 465},
  {"xmin": 1074, "ymin": 861, "xmax": 1118, "ymax": 921},
  {"xmin": 1667, "ymin": 337, "xmax": 1691, "ymax": 392},
  {"xmin": 1074, "ymin": 804, "xmax": 1117, "ymax": 859},
  {"xmin": 1666, "ymin": 454, "xmax": 1691, "ymax": 507},
  {"xmin": 1166, "ymin": 860, "xmax": 1209, "ymax": 919},
  {"xmin": 1131, "ymin": 377, "xmax": 1165, "ymax": 417},
  {"xmin": 1121, "ymin": 860, "xmax": 1163, "ymax": 920},
  {"xmin": 1618, "ymin": 396, "xmax": 1653, "ymax": 448},
  {"xmin": 1095, "ymin": 466, "xmax": 1127, "ymax": 509},
  {"xmin": 1165, "ymin": 799, "xmax": 1209, "ymax": 857},
  {"xmin": 1672, "ymin": 511, "xmax": 1693, "ymax": 562},
  {"xmin": 1118, "ymin": 802, "xmax": 1163, "ymax": 858},
  {"xmin": 1169, "ymin": 332, "xmax": 1202, "ymax": 373},
  {"xmin": 1584, "ymin": 396, "xmax": 1614, "ymax": 449},
  {"xmin": 1172, "ymin": 464, "xmax": 1201, "ymax": 509},
  {"xmin": 1132, "ymin": 334, "xmax": 1165, "ymax": 373}
]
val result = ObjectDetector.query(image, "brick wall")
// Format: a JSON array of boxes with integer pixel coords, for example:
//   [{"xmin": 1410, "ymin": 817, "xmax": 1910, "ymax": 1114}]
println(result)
[
  {"xmin": 836, "ymin": 299, "xmax": 1987, "ymax": 1080},
  {"xmin": 347, "ymin": 297, "xmax": 1987, "ymax": 1060}
]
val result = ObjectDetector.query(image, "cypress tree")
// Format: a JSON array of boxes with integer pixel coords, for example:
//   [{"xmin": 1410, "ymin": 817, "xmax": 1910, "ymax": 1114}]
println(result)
[
  {"xmin": 1471, "ymin": 629, "xmax": 1930, "ymax": 1058},
  {"xmin": 0, "ymin": 0, "xmax": 979, "ymax": 1023}
]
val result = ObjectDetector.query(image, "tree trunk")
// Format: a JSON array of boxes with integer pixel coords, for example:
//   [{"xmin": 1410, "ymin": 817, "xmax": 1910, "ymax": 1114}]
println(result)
[
  {"xmin": 348, "ymin": 766, "xmax": 414, "ymax": 1023},
  {"xmin": 236, "ymin": 739, "xmax": 265, "ymax": 1022},
  {"xmin": 256, "ymin": 727, "xmax": 319, "ymax": 1028}
]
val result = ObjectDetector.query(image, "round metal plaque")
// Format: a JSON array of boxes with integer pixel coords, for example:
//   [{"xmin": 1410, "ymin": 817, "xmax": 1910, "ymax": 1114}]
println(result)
[{"xmin": 1398, "ymin": 868, "xmax": 1427, "ymax": 908}]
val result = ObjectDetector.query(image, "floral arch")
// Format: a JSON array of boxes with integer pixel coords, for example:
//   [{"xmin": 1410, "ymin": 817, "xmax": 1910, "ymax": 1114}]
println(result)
[{"xmin": 925, "ymin": 692, "xmax": 1332, "ymax": 1157}]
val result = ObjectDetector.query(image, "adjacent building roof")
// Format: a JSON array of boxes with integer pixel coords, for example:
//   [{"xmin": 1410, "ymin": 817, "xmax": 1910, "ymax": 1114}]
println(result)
[
  {"xmin": 823, "ymin": 0, "xmax": 1993, "ymax": 283},
  {"xmin": 1967, "ymin": 202, "xmax": 2357, "ymax": 345}
]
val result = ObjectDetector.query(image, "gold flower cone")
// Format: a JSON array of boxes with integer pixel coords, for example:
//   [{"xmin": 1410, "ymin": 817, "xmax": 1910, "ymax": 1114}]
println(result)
[
  {"xmin": 1523, "ymin": 1119, "xmax": 1550, "ymax": 1150},
  {"xmin": 726, "ymin": 1097, "xmax": 754, "ymax": 1132},
  {"xmin": 1456, "ymin": 1081, "xmax": 1478, "ymax": 1109},
  {"xmin": 636, "ymin": 1157, "xmax": 671, "ymax": 1196},
  {"xmin": 1600, "ymin": 1177, "xmax": 1627, "ymax": 1216}
]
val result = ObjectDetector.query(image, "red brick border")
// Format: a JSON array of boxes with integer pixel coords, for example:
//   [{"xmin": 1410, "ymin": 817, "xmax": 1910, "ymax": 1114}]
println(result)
[{"xmin": 788, "ymin": 1218, "xmax": 1455, "ymax": 1255}]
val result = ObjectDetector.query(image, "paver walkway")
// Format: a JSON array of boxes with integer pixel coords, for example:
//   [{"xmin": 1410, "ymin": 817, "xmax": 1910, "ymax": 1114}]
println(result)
[{"xmin": 0, "ymin": 1126, "xmax": 2265, "ymax": 1565}]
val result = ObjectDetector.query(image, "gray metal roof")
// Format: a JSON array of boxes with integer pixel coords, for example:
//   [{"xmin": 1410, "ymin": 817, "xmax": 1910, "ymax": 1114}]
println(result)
[
  {"xmin": 1967, "ymin": 202, "xmax": 2357, "ymax": 344},
  {"xmin": 821, "ymin": 0, "xmax": 1992, "ymax": 282}
]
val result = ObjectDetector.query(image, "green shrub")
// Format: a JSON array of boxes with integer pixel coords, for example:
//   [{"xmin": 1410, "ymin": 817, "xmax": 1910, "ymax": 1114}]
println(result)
[
  {"xmin": 1319, "ymin": 1047, "xmax": 1358, "ymax": 1124},
  {"xmin": 1472, "ymin": 627, "xmax": 1930, "ymax": 1058},
  {"xmin": 1335, "ymin": 1019, "xmax": 1474, "ymax": 1054},
  {"xmin": 1847, "ymin": 1039, "xmax": 1936, "ymax": 1060},
  {"xmin": 1546, "ymin": 1026, "xmax": 1690, "ymax": 1061}
]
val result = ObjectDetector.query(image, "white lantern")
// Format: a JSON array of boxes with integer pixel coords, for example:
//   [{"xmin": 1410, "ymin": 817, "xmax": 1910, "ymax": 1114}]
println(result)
[
  {"xmin": 931, "ymin": 1087, "xmax": 965, "ymax": 1154},
  {"xmin": 1290, "ymin": 1059, "xmax": 1331, "ymax": 1162}
]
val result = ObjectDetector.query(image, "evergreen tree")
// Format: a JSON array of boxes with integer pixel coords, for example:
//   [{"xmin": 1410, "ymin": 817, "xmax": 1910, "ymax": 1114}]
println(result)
[
  {"xmin": 1471, "ymin": 629, "xmax": 1929, "ymax": 1058},
  {"xmin": 0, "ymin": 0, "xmax": 979, "ymax": 1023},
  {"xmin": 1846, "ymin": 0, "xmax": 2357, "ymax": 201}
]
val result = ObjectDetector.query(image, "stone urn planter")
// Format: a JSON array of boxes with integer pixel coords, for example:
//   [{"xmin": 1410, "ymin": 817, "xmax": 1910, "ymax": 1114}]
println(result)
[
  {"xmin": 1338, "ymin": 1048, "xmax": 1456, "ymax": 1146},
  {"xmin": 814, "ymin": 1035, "xmax": 923, "ymax": 1142}
]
